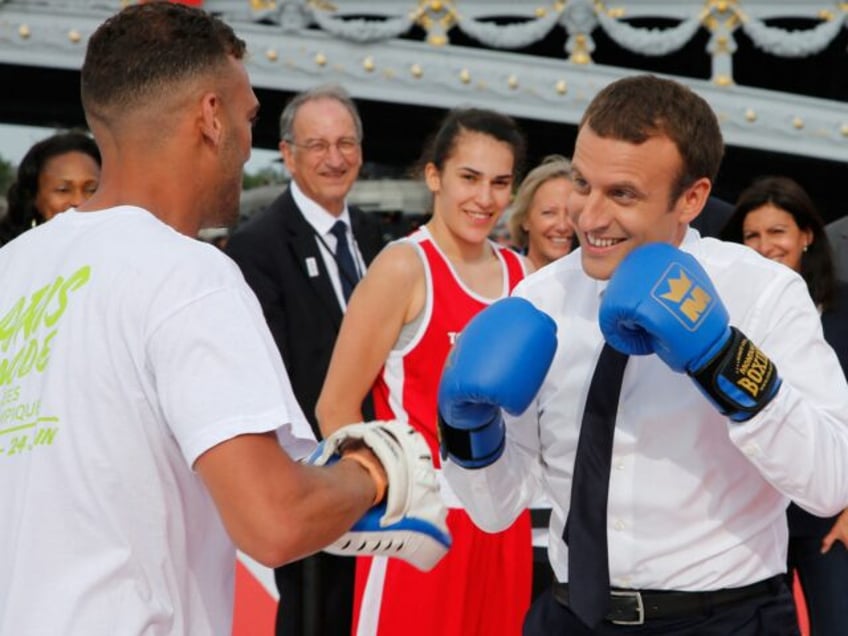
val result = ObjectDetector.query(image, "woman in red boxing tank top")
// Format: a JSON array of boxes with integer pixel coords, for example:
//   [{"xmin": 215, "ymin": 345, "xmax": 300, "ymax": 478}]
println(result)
[{"xmin": 317, "ymin": 107, "xmax": 534, "ymax": 636}]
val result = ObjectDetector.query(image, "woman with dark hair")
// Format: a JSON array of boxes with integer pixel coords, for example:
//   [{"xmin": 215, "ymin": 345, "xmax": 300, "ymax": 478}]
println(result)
[
  {"xmin": 0, "ymin": 130, "xmax": 101, "ymax": 246},
  {"xmin": 722, "ymin": 175, "xmax": 848, "ymax": 636},
  {"xmin": 317, "ymin": 107, "xmax": 532, "ymax": 636}
]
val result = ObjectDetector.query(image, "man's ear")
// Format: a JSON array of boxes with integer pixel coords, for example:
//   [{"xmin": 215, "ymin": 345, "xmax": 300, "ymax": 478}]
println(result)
[
  {"xmin": 279, "ymin": 139, "xmax": 293, "ymax": 168},
  {"xmin": 199, "ymin": 92, "xmax": 223, "ymax": 146},
  {"xmin": 679, "ymin": 177, "xmax": 712, "ymax": 225}
]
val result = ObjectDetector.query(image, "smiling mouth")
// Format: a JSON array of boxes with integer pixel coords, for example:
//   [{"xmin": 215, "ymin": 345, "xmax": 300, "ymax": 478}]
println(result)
[{"xmin": 585, "ymin": 234, "xmax": 623, "ymax": 248}]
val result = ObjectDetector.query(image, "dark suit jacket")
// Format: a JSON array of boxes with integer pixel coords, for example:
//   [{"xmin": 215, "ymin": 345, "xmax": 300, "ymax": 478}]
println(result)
[
  {"xmin": 692, "ymin": 195, "xmax": 734, "ymax": 239},
  {"xmin": 822, "ymin": 281, "xmax": 848, "ymax": 382},
  {"xmin": 826, "ymin": 216, "xmax": 848, "ymax": 283},
  {"xmin": 226, "ymin": 186, "xmax": 385, "ymax": 437}
]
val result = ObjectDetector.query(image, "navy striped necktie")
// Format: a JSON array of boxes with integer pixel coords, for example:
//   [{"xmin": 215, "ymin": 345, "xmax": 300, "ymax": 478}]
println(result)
[
  {"xmin": 329, "ymin": 220, "xmax": 358, "ymax": 301},
  {"xmin": 564, "ymin": 342, "xmax": 629, "ymax": 627}
]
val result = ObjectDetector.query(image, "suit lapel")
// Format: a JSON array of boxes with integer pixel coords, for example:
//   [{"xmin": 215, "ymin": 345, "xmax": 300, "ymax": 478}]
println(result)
[{"xmin": 278, "ymin": 189, "xmax": 344, "ymax": 324}]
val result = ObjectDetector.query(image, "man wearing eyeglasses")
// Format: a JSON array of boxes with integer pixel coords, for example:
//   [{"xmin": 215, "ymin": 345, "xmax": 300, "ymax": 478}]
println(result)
[{"xmin": 226, "ymin": 83, "xmax": 385, "ymax": 636}]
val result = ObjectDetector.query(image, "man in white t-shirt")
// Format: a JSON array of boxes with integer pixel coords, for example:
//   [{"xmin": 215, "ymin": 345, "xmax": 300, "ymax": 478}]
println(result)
[{"xmin": 0, "ymin": 5, "xmax": 447, "ymax": 634}]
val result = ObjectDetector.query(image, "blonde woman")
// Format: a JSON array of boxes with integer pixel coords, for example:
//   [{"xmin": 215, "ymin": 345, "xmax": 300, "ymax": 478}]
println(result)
[{"xmin": 507, "ymin": 154, "xmax": 575, "ymax": 270}]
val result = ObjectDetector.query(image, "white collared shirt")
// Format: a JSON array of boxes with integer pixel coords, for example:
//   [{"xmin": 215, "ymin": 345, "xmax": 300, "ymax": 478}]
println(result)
[
  {"xmin": 444, "ymin": 228, "xmax": 848, "ymax": 592},
  {"xmin": 291, "ymin": 181, "xmax": 365, "ymax": 310}
]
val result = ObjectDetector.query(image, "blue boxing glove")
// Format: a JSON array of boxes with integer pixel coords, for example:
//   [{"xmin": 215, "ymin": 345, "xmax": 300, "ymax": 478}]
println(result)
[
  {"xmin": 437, "ymin": 297, "xmax": 557, "ymax": 469},
  {"xmin": 599, "ymin": 242, "xmax": 781, "ymax": 422}
]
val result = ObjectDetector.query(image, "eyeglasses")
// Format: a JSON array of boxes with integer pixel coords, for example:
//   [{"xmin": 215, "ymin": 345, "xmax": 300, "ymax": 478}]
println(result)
[{"xmin": 285, "ymin": 137, "xmax": 361, "ymax": 157}]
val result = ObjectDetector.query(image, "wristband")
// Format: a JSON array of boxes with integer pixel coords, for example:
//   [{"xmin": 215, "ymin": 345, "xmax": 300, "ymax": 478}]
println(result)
[
  {"xmin": 342, "ymin": 448, "xmax": 387, "ymax": 506},
  {"xmin": 690, "ymin": 326, "xmax": 781, "ymax": 422}
]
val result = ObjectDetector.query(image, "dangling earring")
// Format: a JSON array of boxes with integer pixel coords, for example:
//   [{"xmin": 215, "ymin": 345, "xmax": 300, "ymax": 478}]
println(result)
[{"xmin": 803, "ymin": 243, "xmax": 809, "ymax": 253}]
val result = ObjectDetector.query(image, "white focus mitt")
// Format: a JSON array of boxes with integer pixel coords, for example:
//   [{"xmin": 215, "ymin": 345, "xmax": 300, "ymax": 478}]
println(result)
[{"xmin": 307, "ymin": 420, "xmax": 451, "ymax": 571}]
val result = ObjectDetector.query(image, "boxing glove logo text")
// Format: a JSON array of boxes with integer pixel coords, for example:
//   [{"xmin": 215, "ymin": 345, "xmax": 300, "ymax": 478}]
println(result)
[
  {"xmin": 651, "ymin": 264, "xmax": 715, "ymax": 331},
  {"xmin": 732, "ymin": 337, "xmax": 774, "ymax": 399}
]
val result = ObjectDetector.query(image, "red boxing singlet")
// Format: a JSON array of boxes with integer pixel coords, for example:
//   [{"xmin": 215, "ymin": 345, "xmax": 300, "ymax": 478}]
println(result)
[{"xmin": 353, "ymin": 227, "xmax": 533, "ymax": 636}]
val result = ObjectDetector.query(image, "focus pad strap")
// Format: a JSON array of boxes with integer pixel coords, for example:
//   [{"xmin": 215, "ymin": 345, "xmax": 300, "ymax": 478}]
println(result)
[{"xmin": 691, "ymin": 326, "xmax": 781, "ymax": 422}]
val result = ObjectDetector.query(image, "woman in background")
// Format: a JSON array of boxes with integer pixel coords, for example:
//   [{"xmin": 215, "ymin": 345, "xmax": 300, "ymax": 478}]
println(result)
[
  {"xmin": 0, "ymin": 130, "xmax": 100, "ymax": 246},
  {"xmin": 722, "ymin": 175, "xmax": 848, "ymax": 636},
  {"xmin": 317, "ymin": 107, "xmax": 532, "ymax": 636},
  {"xmin": 507, "ymin": 154, "xmax": 575, "ymax": 270}
]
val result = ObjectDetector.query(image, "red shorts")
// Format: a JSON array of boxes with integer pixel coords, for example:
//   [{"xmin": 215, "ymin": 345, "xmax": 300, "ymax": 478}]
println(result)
[{"xmin": 352, "ymin": 508, "xmax": 532, "ymax": 636}]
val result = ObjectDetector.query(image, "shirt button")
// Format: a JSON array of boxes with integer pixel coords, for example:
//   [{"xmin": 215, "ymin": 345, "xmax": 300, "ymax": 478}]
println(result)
[
  {"xmin": 742, "ymin": 443, "xmax": 760, "ymax": 457},
  {"xmin": 613, "ymin": 519, "xmax": 626, "ymax": 531},
  {"xmin": 615, "ymin": 460, "xmax": 625, "ymax": 470}
]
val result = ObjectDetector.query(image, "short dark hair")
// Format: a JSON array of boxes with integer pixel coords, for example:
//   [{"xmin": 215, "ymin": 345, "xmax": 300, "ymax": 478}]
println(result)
[
  {"xmin": 81, "ymin": 3, "xmax": 246, "ymax": 123},
  {"xmin": 418, "ymin": 107, "xmax": 527, "ymax": 181},
  {"xmin": 1, "ymin": 131, "xmax": 101, "ymax": 243},
  {"xmin": 721, "ymin": 175, "xmax": 836, "ymax": 310},
  {"xmin": 580, "ymin": 74, "xmax": 724, "ymax": 205}
]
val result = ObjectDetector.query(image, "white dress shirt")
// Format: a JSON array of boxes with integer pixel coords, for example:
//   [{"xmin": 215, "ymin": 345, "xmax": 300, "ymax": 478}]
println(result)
[
  {"xmin": 444, "ymin": 229, "xmax": 848, "ymax": 592},
  {"xmin": 291, "ymin": 181, "xmax": 365, "ymax": 310}
]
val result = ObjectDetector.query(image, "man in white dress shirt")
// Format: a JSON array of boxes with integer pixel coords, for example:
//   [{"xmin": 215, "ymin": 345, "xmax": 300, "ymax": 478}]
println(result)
[{"xmin": 439, "ymin": 74, "xmax": 848, "ymax": 635}]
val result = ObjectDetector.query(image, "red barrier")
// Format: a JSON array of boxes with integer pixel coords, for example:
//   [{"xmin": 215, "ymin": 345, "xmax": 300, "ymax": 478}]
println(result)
[{"xmin": 233, "ymin": 560, "xmax": 275, "ymax": 635}]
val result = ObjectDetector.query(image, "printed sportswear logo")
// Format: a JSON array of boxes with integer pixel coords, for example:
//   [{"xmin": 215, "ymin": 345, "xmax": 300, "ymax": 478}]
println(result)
[
  {"xmin": 0, "ymin": 265, "xmax": 91, "ymax": 383},
  {"xmin": 650, "ymin": 263, "xmax": 714, "ymax": 331},
  {"xmin": 0, "ymin": 265, "xmax": 91, "ymax": 460}
]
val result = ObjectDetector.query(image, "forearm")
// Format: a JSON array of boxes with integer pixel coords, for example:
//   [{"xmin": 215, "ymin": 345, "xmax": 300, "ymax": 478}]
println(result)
[
  {"xmin": 315, "ymin": 397, "xmax": 364, "ymax": 437},
  {"xmin": 729, "ymin": 383, "xmax": 848, "ymax": 517},
  {"xmin": 197, "ymin": 433, "xmax": 376, "ymax": 568},
  {"xmin": 443, "ymin": 448, "xmax": 537, "ymax": 532},
  {"xmin": 317, "ymin": 243, "xmax": 422, "ymax": 436},
  {"xmin": 443, "ymin": 408, "xmax": 544, "ymax": 532},
  {"xmin": 316, "ymin": 328, "xmax": 384, "ymax": 437},
  {"xmin": 730, "ymin": 280, "xmax": 848, "ymax": 516},
  {"xmin": 266, "ymin": 459, "xmax": 377, "ymax": 563}
]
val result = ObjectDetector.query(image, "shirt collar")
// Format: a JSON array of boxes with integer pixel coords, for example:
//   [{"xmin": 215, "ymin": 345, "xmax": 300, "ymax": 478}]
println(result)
[{"xmin": 290, "ymin": 180, "xmax": 352, "ymax": 236}]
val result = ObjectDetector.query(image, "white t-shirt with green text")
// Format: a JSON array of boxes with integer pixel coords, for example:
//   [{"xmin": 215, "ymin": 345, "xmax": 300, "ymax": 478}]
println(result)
[{"xmin": 0, "ymin": 206, "xmax": 315, "ymax": 635}]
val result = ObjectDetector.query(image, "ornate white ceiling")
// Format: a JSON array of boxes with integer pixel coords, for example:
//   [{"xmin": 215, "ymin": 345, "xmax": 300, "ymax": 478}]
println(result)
[{"xmin": 0, "ymin": 0, "xmax": 845, "ymax": 161}]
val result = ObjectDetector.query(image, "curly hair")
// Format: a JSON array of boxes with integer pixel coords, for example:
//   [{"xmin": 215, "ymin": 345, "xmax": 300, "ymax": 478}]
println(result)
[{"xmin": 0, "ymin": 130, "xmax": 101, "ymax": 245}]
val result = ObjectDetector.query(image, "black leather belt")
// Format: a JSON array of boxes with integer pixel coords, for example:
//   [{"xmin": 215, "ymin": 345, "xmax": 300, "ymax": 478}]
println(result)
[{"xmin": 552, "ymin": 575, "xmax": 783, "ymax": 626}]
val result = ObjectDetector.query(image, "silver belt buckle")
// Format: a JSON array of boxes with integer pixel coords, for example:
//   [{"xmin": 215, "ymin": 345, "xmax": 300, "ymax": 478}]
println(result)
[{"xmin": 610, "ymin": 590, "xmax": 645, "ymax": 625}]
